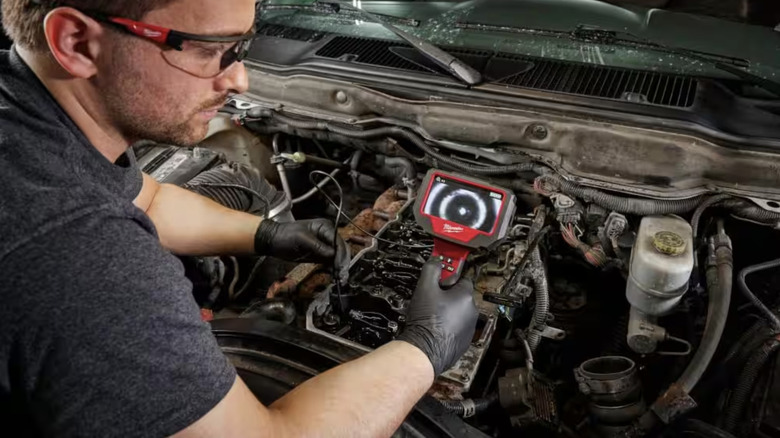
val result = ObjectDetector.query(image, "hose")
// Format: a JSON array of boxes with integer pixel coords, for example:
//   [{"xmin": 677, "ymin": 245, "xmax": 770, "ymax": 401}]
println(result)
[
  {"xmin": 639, "ymin": 224, "xmax": 733, "ymax": 431},
  {"xmin": 691, "ymin": 194, "xmax": 733, "ymax": 244},
  {"xmin": 372, "ymin": 155, "xmax": 416, "ymax": 184},
  {"xmin": 536, "ymin": 174, "xmax": 705, "ymax": 215},
  {"xmin": 185, "ymin": 162, "xmax": 282, "ymax": 216},
  {"xmin": 241, "ymin": 298, "xmax": 297, "ymax": 325},
  {"xmin": 526, "ymin": 208, "xmax": 550, "ymax": 352},
  {"xmin": 438, "ymin": 393, "xmax": 499, "ymax": 418},
  {"xmin": 266, "ymin": 112, "xmax": 551, "ymax": 176},
  {"xmin": 722, "ymin": 337, "xmax": 780, "ymax": 433},
  {"xmin": 292, "ymin": 168, "xmax": 341, "ymax": 204},
  {"xmin": 527, "ymin": 246, "xmax": 549, "ymax": 352},
  {"xmin": 272, "ymin": 133, "xmax": 293, "ymax": 201},
  {"xmin": 677, "ymin": 224, "xmax": 733, "ymax": 393},
  {"xmin": 681, "ymin": 419, "xmax": 737, "ymax": 438},
  {"xmin": 737, "ymin": 258, "xmax": 780, "ymax": 331},
  {"xmin": 722, "ymin": 319, "xmax": 771, "ymax": 365},
  {"xmin": 721, "ymin": 199, "xmax": 780, "ymax": 225}
]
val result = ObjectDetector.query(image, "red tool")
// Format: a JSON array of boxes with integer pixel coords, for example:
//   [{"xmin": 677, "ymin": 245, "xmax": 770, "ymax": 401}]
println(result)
[{"xmin": 414, "ymin": 170, "xmax": 517, "ymax": 287}]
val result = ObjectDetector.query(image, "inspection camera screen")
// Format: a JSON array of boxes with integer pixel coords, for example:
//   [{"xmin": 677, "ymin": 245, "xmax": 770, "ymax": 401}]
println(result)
[{"xmin": 423, "ymin": 175, "xmax": 504, "ymax": 233}]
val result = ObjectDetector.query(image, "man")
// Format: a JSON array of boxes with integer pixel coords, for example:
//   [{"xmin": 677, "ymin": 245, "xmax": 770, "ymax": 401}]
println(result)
[{"xmin": 0, "ymin": 0, "xmax": 479, "ymax": 436}]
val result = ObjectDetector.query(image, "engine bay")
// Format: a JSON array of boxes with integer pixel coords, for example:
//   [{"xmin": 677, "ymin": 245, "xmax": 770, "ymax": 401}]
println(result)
[{"xmin": 140, "ymin": 80, "xmax": 780, "ymax": 436}]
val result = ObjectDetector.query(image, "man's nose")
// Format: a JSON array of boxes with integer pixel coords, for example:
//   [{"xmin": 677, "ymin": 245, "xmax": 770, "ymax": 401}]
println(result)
[{"xmin": 215, "ymin": 61, "xmax": 249, "ymax": 94}]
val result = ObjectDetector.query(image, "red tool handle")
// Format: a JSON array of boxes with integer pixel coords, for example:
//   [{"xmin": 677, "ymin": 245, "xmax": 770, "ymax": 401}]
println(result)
[{"xmin": 432, "ymin": 238, "xmax": 471, "ymax": 288}]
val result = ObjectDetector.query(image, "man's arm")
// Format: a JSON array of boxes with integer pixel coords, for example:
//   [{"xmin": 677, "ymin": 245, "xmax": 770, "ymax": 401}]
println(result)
[
  {"xmin": 176, "ymin": 259, "xmax": 478, "ymax": 438},
  {"xmin": 134, "ymin": 174, "xmax": 349, "ymax": 269},
  {"xmin": 135, "ymin": 173, "xmax": 261, "ymax": 255},
  {"xmin": 178, "ymin": 341, "xmax": 433, "ymax": 438}
]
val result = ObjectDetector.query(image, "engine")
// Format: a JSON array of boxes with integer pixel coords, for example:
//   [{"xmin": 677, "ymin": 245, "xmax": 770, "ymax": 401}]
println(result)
[{"xmin": 148, "ymin": 107, "xmax": 780, "ymax": 438}]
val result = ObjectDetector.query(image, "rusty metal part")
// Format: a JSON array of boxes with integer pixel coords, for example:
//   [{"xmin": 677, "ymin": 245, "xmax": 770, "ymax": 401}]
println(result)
[
  {"xmin": 372, "ymin": 210, "xmax": 392, "ymax": 221},
  {"xmin": 298, "ymin": 272, "xmax": 334, "ymax": 299},
  {"xmin": 267, "ymin": 262, "xmax": 320, "ymax": 298},
  {"xmin": 439, "ymin": 311, "xmax": 498, "ymax": 393},
  {"xmin": 650, "ymin": 383, "xmax": 697, "ymax": 424},
  {"xmin": 347, "ymin": 235, "xmax": 371, "ymax": 245},
  {"xmin": 498, "ymin": 368, "xmax": 558, "ymax": 429}
]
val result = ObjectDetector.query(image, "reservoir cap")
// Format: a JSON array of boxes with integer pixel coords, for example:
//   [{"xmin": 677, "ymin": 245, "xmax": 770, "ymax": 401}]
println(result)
[{"xmin": 653, "ymin": 231, "xmax": 686, "ymax": 256}]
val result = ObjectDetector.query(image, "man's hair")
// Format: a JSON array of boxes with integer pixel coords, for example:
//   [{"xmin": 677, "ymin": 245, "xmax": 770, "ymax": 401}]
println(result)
[{"xmin": 2, "ymin": 0, "xmax": 178, "ymax": 52}]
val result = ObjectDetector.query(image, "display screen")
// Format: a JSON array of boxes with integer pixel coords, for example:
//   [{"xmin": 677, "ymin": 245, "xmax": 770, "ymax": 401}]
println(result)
[{"xmin": 423, "ymin": 175, "xmax": 504, "ymax": 233}]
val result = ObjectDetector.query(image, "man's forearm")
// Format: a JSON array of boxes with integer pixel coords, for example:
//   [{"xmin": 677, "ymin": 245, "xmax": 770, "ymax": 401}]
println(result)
[
  {"xmin": 176, "ymin": 341, "xmax": 434, "ymax": 438},
  {"xmin": 266, "ymin": 341, "xmax": 434, "ymax": 437},
  {"xmin": 138, "ymin": 174, "xmax": 261, "ymax": 255}
]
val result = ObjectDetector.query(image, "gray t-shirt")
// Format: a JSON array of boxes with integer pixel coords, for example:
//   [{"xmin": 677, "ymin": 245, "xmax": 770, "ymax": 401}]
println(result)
[{"xmin": 0, "ymin": 48, "xmax": 236, "ymax": 437}]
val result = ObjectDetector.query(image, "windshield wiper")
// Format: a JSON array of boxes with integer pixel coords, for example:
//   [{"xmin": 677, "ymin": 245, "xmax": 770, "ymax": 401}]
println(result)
[
  {"xmin": 261, "ymin": 1, "xmax": 482, "ymax": 85},
  {"xmin": 573, "ymin": 25, "xmax": 780, "ymax": 96},
  {"xmin": 456, "ymin": 21, "xmax": 780, "ymax": 96}
]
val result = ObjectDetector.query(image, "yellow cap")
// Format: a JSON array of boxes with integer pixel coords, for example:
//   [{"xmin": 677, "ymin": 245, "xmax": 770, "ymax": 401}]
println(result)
[{"xmin": 653, "ymin": 231, "xmax": 686, "ymax": 256}]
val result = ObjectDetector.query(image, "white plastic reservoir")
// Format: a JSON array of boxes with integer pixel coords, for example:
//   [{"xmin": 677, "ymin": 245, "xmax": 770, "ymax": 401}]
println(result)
[{"xmin": 626, "ymin": 215, "xmax": 694, "ymax": 316}]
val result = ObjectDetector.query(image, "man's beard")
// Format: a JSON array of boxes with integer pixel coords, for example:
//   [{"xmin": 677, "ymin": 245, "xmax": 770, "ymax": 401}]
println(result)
[
  {"xmin": 97, "ymin": 43, "xmax": 228, "ymax": 147},
  {"xmin": 103, "ymin": 88, "xmax": 228, "ymax": 147}
]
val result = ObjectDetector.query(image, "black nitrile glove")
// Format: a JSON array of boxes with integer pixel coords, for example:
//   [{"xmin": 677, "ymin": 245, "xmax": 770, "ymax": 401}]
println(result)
[
  {"xmin": 254, "ymin": 219, "xmax": 350, "ymax": 280},
  {"xmin": 397, "ymin": 258, "xmax": 478, "ymax": 376}
]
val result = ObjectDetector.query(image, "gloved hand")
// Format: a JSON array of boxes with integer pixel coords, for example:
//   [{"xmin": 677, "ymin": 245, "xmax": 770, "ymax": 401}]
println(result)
[
  {"xmin": 397, "ymin": 258, "xmax": 479, "ymax": 376},
  {"xmin": 254, "ymin": 219, "xmax": 350, "ymax": 279}
]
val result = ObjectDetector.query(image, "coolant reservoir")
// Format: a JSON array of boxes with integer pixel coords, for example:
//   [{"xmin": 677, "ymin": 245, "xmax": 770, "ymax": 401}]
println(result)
[{"xmin": 626, "ymin": 216, "xmax": 694, "ymax": 316}]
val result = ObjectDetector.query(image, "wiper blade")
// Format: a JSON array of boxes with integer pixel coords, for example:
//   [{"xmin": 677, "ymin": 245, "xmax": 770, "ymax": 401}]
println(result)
[
  {"xmin": 335, "ymin": 1, "xmax": 481, "ymax": 85},
  {"xmin": 570, "ymin": 25, "xmax": 780, "ymax": 96},
  {"xmin": 260, "ymin": 1, "xmax": 420, "ymax": 27},
  {"xmin": 263, "ymin": 1, "xmax": 482, "ymax": 85},
  {"xmin": 456, "ymin": 21, "xmax": 780, "ymax": 96}
]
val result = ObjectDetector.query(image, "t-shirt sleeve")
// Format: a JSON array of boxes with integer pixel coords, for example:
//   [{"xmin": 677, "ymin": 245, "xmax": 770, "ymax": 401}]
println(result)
[{"xmin": 2, "ymin": 213, "xmax": 236, "ymax": 438}]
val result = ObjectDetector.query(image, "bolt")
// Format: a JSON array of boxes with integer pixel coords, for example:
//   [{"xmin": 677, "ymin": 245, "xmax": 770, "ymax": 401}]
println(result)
[
  {"xmin": 323, "ymin": 312, "xmax": 339, "ymax": 326},
  {"xmin": 530, "ymin": 124, "xmax": 548, "ymax": 140},
  {"xmin": 335, "ymin": 90, "xmax": 348, "ymax": 104},
  {"xmin": 389, "ymin": 294, "xmax": 405, "ymax": 308},
  {"xmin": 388, "ymin": 321, "xmax": 398, "ymax": 332},
  {"xmin": 461, "ymin": 373, "xmax": 471, "ymax": 382}
]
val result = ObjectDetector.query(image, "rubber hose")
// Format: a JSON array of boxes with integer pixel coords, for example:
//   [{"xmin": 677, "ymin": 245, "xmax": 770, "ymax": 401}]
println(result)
[
  {"xmin": 439, "ymin": 393, "xmax": 499, "ymax": 418},
  {"xmin": 241, "ymin": 298, "xmax": 297, "ymax": 325},
  {"xmin": 186, "ymin": 163, "xmax": 283, "ymax": 216},
  {"xmin": 537, "ymin": 174, "xmax": 705, "ymax": 215},
  {"xmin": 527, "ymin": 246, "xmax": 549, "ymax": 352},
  {"xmin": 691, "ymin": 194, "xmax": 733, "ymax": 244},
  {"xmin": 639, "ymin": 231, "xmax": 732, "ymax": 432},
  {"xmin": 269, "ymin": 112, "xmax": 551, "ymax": 176},
  {"xmin": 373, "ymin": 155, "xmax": 416, "ymax": 184},
  {"xmin": 677, "ymin": 240, "xmax": 733, "ymax": 393},
  {"xmin": 737, "ymin": 259, "xmax": 780, "ymax": 331},
  {"xmin": 722, "ymin": 338, "xmax": 780, "ymax": 433},
  {"xmin": 721, "ymin": 199, "xmax": 780, "ymax": 224},
  {"xmin": 722, "ymin": 319, "xmax": 771, "ymax": 365},
  {"xmin": 682, "ymin": 419, "xmax": 737, "ymax": 438}
]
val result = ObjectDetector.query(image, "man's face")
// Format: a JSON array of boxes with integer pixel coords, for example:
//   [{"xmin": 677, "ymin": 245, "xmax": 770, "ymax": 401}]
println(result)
[{"xmin": 93, "ymin": 0, "xmax": 254, "ymax": 146}]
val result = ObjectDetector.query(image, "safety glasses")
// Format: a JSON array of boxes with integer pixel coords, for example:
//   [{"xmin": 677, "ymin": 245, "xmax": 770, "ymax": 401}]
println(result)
[{"xmin": 86, "ymin": 12, "xmax": 255, "ymax": 78}]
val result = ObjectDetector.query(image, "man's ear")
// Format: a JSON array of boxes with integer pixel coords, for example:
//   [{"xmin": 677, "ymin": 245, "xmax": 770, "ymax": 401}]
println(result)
[{"xmin": 42, "ymin": 7, "xmax": 104, "ymax": 78}]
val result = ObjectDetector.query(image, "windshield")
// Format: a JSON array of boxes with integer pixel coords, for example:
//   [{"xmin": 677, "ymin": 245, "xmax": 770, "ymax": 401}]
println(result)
[{"xmin": 258, "ymin": 0, "xmax": 780, "ymax": 85}]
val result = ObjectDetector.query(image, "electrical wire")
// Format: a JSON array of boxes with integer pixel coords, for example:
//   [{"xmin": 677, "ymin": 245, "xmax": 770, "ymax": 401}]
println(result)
[
  {"xmin": 307, "ymin": 170, "xmax": 346, "ymax": 312},
  {"xmin": 737, "ymin": 258, "xmax": 780, "ymax": 331},
  {"xmin": 307, "ymin": 172, "xmax": 434, "ymax": 250}
]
